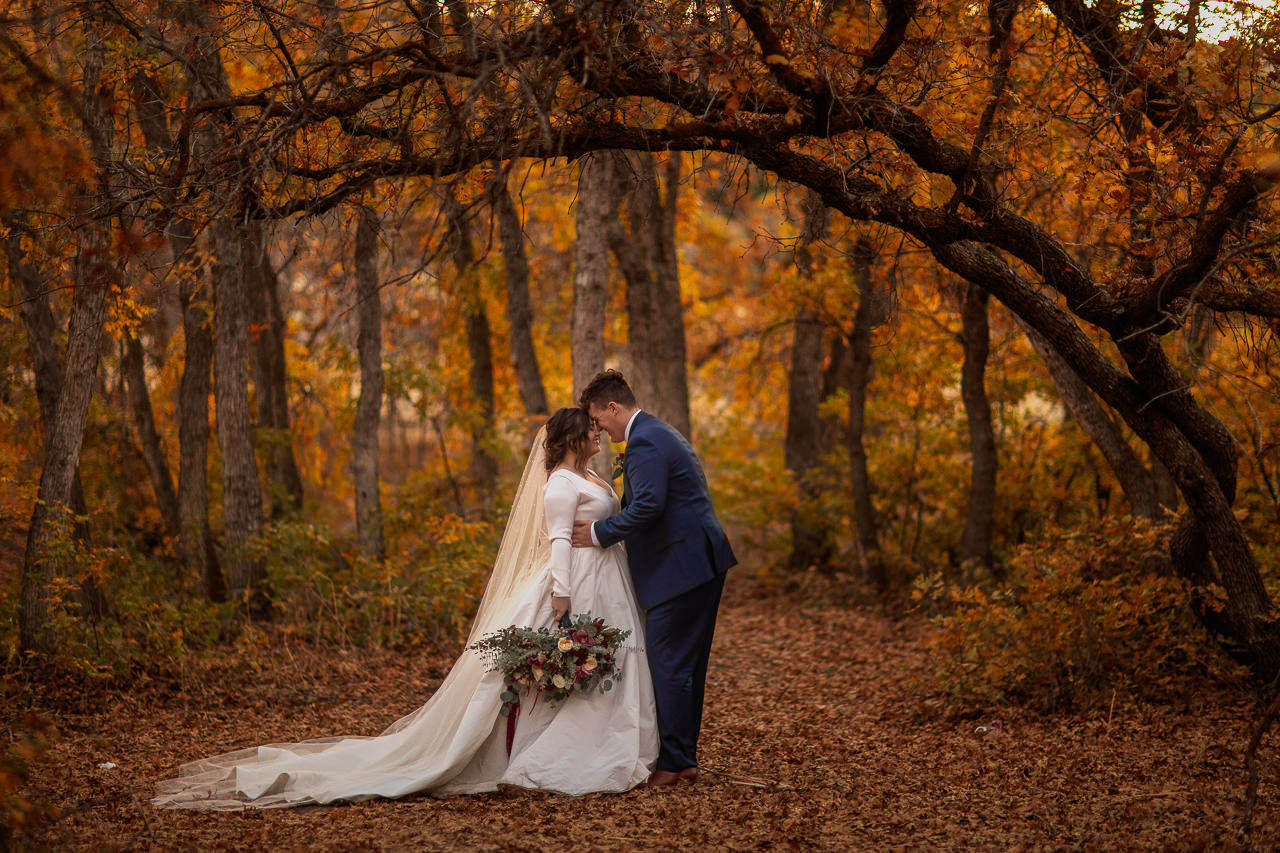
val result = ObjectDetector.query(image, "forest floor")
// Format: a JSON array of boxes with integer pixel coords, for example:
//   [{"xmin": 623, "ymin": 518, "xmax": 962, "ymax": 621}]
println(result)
[{"xmin": 5, "ymin": 576, "xmax": 1278, "ymax": 852}]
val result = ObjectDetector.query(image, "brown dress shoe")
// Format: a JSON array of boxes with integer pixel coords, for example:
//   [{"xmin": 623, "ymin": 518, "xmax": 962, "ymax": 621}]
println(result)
[
  {"xmin": 644, "ymin": 769, "xmax": 683, "ymax": 789},
  {"xmin": 677, "ymin": 766, "xmax": 699, "ymax": 783}
]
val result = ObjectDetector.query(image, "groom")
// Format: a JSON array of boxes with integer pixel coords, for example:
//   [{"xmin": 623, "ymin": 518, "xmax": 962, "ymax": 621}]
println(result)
[{"xmin": 572, "ymin": 370, "xmax": 736, "ymax": 789}]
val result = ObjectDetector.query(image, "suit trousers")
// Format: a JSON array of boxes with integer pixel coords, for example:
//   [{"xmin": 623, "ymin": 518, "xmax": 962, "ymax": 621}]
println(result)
[{"xmin": 644, "ymin": 571, "xmax": 726, "ymax": 772}]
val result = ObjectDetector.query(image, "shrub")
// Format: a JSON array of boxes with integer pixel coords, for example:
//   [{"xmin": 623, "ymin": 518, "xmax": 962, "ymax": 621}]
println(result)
[{"xmin": 913, "ymin": 516, "xmax": 1244, "ymax": 711}]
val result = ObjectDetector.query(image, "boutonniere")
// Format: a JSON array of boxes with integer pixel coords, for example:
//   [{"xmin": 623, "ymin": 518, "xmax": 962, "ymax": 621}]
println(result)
[{"xmin": 611, "ymin": 452, "xmax": 625, "ymax": 481}]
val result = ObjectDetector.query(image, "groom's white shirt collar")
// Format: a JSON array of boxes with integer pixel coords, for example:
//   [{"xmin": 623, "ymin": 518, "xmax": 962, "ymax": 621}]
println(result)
[
  {"xmin": 624, "ymin": 409, "xmax": 642, "ymax": 443},
  {"xmin": 590, "ymin": 409, "xmax": 642, "ymax": 550}
]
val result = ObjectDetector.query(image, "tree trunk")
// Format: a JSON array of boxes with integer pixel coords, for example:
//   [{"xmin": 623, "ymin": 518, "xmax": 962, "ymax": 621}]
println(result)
[
  {"xmin": 175, "ymin": 219, "xmax": 224, "ymax": 601},
  {"xmin": 1017, "ymin": 318, "xmax": 1163, "ymax": 520},
  {"xmin": 608, "ymin": 152, "xmax": 691, "ymax": 437},
  {"xmin": 121, "ymin": 334, "xmax": 181, "ymax": 537},
  {"xmin": 572, "ymin": 153, "xmax": 618, "ymax": 479},
  {"xmin": 20, "ymin": 27, "xmax": 113, "ymax": 656},
  {"xmin": 847, "ymin": 238, "xmax": 886, "ymax": 587},
  {"xmin": 3, "ymin": 219, "xmax": 93, "ymax": 548},
  {"xmin": 926, "ymin": 240, "xmax": 1280, "ymax": 679},
  {"xmin": 211, "ymin": 217, "xmax": 266, "ymax": 606},
  {"xmin": 172, "ymin": 0, "xmax": 239, "ymax": 602},
  {"xmin": 444, "ymin": 192, "xmax": 497, "ymax": 504},
  {"xmin": 353, "ymin": 208, "xmax": 386, "ymax": 562},
  {"xmin": 126, "ymin": 68, "xmax": 221, "ymax": 596},
  {"xmin": 243, "ymin": 222, "xmax": 304, "ymax": 517},
  {"xmin": 784, "ymin": 190, "xmax": 831, "ymax": 573},
  {"xmin": 493, "ymin": 179, "xmax": 548, "ymax": 418},
  {"xmin": 959, "ymin": 283, "xmax": 998, "ymax": 569},
  {"xmin": 650, "ymin": 155, "xmax": 691, "ymax": 439}
]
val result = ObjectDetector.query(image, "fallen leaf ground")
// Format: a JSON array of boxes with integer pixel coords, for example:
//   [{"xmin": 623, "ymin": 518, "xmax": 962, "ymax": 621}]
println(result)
[{"xmin": 6, "ymin": 577, "xmax": 1278, "ymax": 852}]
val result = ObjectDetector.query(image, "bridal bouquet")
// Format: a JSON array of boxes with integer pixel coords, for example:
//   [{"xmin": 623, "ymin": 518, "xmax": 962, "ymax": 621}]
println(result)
[{"xmin": 469, "ymin": 615, "xmax": 630, "ymax": 717}]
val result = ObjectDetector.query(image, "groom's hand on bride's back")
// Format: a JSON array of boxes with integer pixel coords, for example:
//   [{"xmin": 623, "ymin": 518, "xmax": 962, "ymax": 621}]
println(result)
[{"xmin": 571, "ymin": 521, "xmax": 594, "ymax": 548}]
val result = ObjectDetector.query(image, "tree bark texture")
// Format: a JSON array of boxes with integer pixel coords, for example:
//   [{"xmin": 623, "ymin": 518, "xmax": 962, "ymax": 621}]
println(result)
[
  {"xmin": 211, "ymin": 217, "xmax": 266, "ymax": 605},
  {"xmin": 784, "ymin": 191, "xmax": 831, "ymax": 573},
  {"xmin": 175, "ymin": 223, "xmax": 223, "ymax": 601},
  {"xmin": 445, "ymin": 192, "xmax": 497, "ymax": 503},
  {"xmin": 494, "ymin": 180, "xmax": 548, "ymax": 418},
  {"xmin": 20, "ymin": 27, "xmax": 113, "ymax": 655},
  {"xmin": 173, "ymin": 0, "xmax": 239, "ymax": 602},
  {"xmin": 607, "ymin": 152, "xmax": 691, "ymax": 437},
  {"xmin": 847, "ymin": 238, "xmax": 887, "ymax": 588},
  {"xmin": 572, "ymin": 155, "xmax": 613, "ymax": 387},
  {"xmin": 243, "ymin": 222, "xmax": 304, "ymax": 517},
  {"xmin": 353, "ymin": 208, "xmax": 386, "ymax": 562},
  {"xmin": 572, "ymin": 153, "xmax": 618, "ymax": 480},
  {"xmin": 1017, "ymin": 318, "xmax": 1163, "ymax": 520},
  {"xmin": 121, "ymin": 334, "xmax": 181, "ymax": 536},
  {"xmin": 126, "ymin": 67, "xmax": 222, "ymax": 596},
  {"xmin": 959, "ymin": 283, "xmax": 998, "ymax": 568},
  {"xmin": 3, "ymin": 220, "xmax": 93, "ymax": 547}
]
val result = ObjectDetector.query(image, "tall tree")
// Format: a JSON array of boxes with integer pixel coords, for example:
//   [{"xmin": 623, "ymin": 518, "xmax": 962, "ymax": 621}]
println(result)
[
  {"xmin": 172, "ymin": 0, "xmax": 265, "ymax": 606},
  {"xmin": 121, "ymin": 333, "xmax": 181, "ymax": 538},
  {"xmin": 352, "ymin": 207, "xmax": 386, "ymax": 562},
  {"xmin": 571, "ymin": 153, "xmax": 616, "ymax": 398},
  {"xmin": 20, "ymin": 26, "xmax": 114, "ymax": 656},
  {"xmin": 573, "ymin": 153, "xmax": 618, "ymax": 479},
  {"xmin": 493, "ymin": 178, "xmax": 548, "ymax": 418},
  {"xmin": 958, "ymin": 283, "xmax": 997, "ymax": 569},
  {"xmin": 127, "ymin": 68, "xmax": 222, "ymax": 599},
  {"xmin": 243, "ymin": 222, "xmax": 304, "ymax": 517},
  {"xmin": 784, "ymin": 190, "xmax": 832, "ymax": 573},
  {"xmin": 847, "ymin": 237, "xmax": 888, "ymax": 588},
  {"xmin": 608, "ymin": 152, "xmax": 691, "ymax": 437},
  {"xmin": 445, "ymin": 190, "xmax": 498, "ymax": 504},
  {"xmin": 211, "ymin": 217, "xmax": 266, "ymax": 605},
  {"xmin": 3, "ymin": 219, "xmax": 93, "ymax": 549}
]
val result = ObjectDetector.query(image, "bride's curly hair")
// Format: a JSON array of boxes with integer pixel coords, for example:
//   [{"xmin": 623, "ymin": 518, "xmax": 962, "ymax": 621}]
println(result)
[{"xmin": 544, "ymin": 407, "xmax": 593, "ymax": 472}]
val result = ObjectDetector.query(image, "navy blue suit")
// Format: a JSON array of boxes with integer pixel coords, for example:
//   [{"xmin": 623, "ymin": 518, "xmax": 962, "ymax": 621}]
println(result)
[{"xmin": 594, "ymin": 412, "xmax": 736, "ymax": 771}]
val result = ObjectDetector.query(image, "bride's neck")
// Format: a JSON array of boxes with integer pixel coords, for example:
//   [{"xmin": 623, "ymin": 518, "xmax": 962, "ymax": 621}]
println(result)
[{"xmin": 558, "ymin": 452, "xmax": 587, "ymax": 475}]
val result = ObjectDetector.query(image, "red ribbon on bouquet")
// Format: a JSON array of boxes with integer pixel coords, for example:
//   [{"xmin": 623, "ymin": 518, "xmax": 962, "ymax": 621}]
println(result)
[{"xmin": 505, "ymin": 698, "xmax": 519, "ymax": 755}]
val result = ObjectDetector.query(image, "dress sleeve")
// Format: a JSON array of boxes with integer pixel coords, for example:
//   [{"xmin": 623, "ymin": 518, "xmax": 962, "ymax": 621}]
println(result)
[{"xmin": 543, "ymin": 473, "xmax": 578, "ymax": 597}]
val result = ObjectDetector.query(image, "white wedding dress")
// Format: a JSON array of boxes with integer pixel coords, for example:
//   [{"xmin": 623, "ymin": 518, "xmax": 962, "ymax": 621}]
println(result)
[{"xmin": 153, "ymin": 432, "xmax": 657, "ymax": 809}]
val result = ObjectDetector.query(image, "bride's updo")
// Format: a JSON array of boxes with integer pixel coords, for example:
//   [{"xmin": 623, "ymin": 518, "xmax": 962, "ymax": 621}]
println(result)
[{"xmin": 544, "ymin": 407, "xmax": 593, "ymax": 472}]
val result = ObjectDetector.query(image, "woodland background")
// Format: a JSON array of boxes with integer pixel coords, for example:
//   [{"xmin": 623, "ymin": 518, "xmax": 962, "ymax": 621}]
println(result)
[{"xmin": 1, "ymin": 0, "xmax": 1280, "ymax": 848}]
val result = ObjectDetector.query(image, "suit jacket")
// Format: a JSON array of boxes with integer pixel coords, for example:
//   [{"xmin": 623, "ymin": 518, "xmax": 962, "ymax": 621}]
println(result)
[{"xmin": 593, "ymin": 412, "xmax": 736, "ymax": 609}]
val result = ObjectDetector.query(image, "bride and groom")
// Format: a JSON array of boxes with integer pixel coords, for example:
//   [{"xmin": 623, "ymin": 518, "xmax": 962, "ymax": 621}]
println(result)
[{"xmin": 153, "ymin": 370, "xmax": 736, "ymax": 808}]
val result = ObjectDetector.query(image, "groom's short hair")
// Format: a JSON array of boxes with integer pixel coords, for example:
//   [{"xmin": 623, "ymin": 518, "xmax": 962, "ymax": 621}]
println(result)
[{"xmin": 580, "ymin": 370, "xmax": 636, "ymax": 410}]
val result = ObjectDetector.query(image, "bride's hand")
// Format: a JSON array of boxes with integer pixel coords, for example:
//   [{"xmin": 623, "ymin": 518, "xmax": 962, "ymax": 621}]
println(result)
[{"xmin": 551, "ymin": 595, "xmax": 571, "ymax": 621}]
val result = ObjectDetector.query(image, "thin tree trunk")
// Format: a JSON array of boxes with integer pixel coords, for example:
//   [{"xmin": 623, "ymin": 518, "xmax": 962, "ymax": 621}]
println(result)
[
  {"xmin": 445, "ymin": 192, "xmax": 497, "ymax": 504},
  {"xmin": 211, "ymin": 217, "xmax": 266, "ymax": 606},
  {"xmin": 121, "ymin": 334, "xmax": 180, "ymax": 536},
  {"xmin": 650, "ymin": 154, "xmax": 691, "ymax": 439},
  {"xmin": 175, "ymin": 220, "xmax": 223, "ymax": 600},
  {"xmin": 959, "ymin": 283, "xmax": 998, "ymax": 568},
  {"xmin": 20, "ymin": 27, "xmax": 113, "ymax": 656},
  {"xmin": 3, "ymin": 219, "xmax": 93, "ymax": 545},
  {"xmin": 353, "ymin": 208, "xmax": 386, "ymax": 562},
  {"xmin": 573, "ymin": 153, "xmax": 617, "ymax": 480},
  {"xmin": 243, "ymin": 222, "xmax": 303, "ymax": 516},
  {"xmin": 847, "ymin": 238, "xmax": 886, "ymax": 587},
  {"xmin": 494, "ymin": 179, "xmax": 548, "ymax": 418},
  {"xmin": 172, "ymin": 0, "xmax": 237, "ymax": 601},
  {"xmin": 784, "ymin": 191, "xmax": 831, "ymax": 573}
]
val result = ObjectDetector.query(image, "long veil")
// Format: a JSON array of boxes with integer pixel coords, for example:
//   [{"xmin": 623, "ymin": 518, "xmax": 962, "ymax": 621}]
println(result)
[{"xmin": 153, "ymin": 427, "xmax": 553, "ymax": 809}]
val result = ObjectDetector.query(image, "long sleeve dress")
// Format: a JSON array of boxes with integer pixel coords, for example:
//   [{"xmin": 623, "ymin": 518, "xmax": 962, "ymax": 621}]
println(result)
[{"xmin": 152, "ymin": 468, "xmax": 657, "ymax": 808}]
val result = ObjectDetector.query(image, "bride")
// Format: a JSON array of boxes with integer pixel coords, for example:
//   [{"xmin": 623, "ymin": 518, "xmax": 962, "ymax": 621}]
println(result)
[{"xmin": 153, "ymin": 408, "xmax": 658, "ymax": 808}]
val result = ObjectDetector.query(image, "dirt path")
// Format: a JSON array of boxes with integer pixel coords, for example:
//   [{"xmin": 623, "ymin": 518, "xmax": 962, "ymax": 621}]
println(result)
[{"xmin": 9, "ymin": 579, "xmax": 1276, "ymax": 851}]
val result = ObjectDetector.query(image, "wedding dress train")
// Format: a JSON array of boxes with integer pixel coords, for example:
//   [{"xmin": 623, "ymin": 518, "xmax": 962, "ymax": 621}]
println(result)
[{"xmin": 153, "ymin": 433, "xmax": 658, "ymax": 809}]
